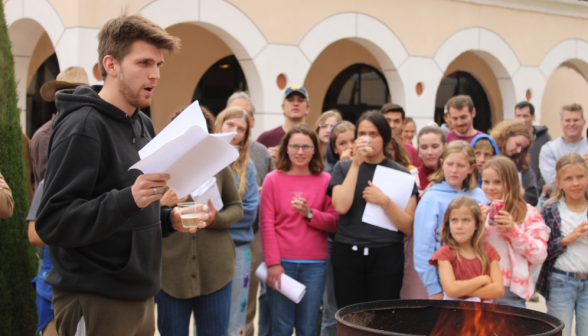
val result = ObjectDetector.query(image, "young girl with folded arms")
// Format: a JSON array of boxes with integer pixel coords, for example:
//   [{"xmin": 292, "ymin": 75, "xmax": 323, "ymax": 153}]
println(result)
[{"xmin": 430, "ymin": 196, "xmax": 503, "ymax": 302}]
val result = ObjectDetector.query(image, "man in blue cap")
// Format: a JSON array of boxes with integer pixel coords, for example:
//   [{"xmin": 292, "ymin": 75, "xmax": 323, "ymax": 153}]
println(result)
[{"xmin": 257, "ymin": 85, "xmax": 310, "ymax": 159}]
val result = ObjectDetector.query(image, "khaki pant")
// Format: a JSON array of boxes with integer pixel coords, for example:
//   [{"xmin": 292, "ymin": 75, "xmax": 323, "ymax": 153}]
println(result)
[
  {"xmin": 52, "ymin": 287, "xmax": 155, "ymax": 336},
  {"xmin": 245, "ymin": 230, "xmax": 264, "ymax": 336},
  {"xmin": 42, "ymin": 320, "xmax": 58, "ymax": 336}
]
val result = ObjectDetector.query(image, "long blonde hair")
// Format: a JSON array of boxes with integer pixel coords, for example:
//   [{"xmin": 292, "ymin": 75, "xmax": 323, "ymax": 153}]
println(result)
[
  {"xmin": 489, "ymin": 121, "xmax": 533, "ymax": 172},
  {"xmin": 545, "ymin": 153, "xmax": 588, "ymax": 206},
  {"xmin": 481, "ymin": 156, "xmax": 527, "ymax": 223},
  {"xmin": 429, "ymin": 140, "xmax": 478, "ymax": 191},
  {"xmin": 214, "ymin": 107, "xmax": 251, "ymax": 197},
  {"xmin": 441, "ymin": 196, "xmax": 490, "ymax": 272}
]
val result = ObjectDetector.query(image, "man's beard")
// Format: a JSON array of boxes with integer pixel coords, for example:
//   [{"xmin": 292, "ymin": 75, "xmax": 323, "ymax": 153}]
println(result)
[{"xmin": 118, "ymin": 69, "xmax": 151, "ymax": 110}]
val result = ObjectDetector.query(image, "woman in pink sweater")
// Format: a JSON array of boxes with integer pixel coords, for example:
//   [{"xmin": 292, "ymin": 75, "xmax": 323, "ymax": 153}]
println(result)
[{"xmin": 260, "ymin": 124, "xmax": 338, "ymax": 336}]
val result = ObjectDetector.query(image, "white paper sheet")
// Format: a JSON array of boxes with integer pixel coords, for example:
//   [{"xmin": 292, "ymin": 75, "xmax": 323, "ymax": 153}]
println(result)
[
  {"xmin": 130, "ymin": 125, "xmax": 238, "ymax": 198},
  {"xmin": 362, "ymin": 165, "xmax": 416, "ymax": 232},
  {"xmin": 191, "ymin": 177, "xmax": 224, "ymax": 211},
  {"xmin": 255, "ymin": 262, "xmax": 306, "ymax": 304},
  {"xmin": 138, "ymin": 100, "xmax": 208, "ymax": 160}
]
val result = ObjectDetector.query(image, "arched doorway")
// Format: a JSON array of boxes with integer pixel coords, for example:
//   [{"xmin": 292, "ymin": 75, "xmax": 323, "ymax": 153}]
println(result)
[
  {"xmin": 192, "ymin": 55, "xmax": 248, "ymax": 115},
  {"xmin": 25, "ymin": 53, "xmax": 60, "ymax": 137},
  {"xmin": 435, "ymin": 71, "xmax": 492, "ymax": 133},
  {"xmin": 322, "ymin": 63, "xmax": 390, "ymax": 124}
]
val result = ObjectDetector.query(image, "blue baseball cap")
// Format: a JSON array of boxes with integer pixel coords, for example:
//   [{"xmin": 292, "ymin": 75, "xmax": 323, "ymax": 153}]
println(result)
[{"xmin": 284, "ymin": 85, "xmax": 308, "ymax": 100}]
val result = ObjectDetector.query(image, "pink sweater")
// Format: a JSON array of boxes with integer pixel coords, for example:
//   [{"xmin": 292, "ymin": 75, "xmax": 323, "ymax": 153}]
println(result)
[
  {"xmin": 482, "ymin": 204, "xmax": 550, "ymax": 300},
  {"xmin": 260, "ymin": 171, "xmax": 339, "ymax": 267}
]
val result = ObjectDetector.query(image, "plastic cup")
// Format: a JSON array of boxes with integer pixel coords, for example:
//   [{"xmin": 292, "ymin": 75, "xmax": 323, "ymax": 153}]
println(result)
[
  {"xmin": 290, "ymin": 192, "xmax": 306, "ymax": 205},
  {"xmin": 177, "ymin": 202, "xmax": 206, "ymax": 228},
  {"xmin": 360, "ymin": 135, "xmax": 372, "ymax": 154}
]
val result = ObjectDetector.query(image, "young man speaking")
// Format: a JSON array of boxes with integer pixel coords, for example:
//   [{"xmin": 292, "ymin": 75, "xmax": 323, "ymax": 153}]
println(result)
[{"xmin": 36, "ymin": 13, "xmax": 205, "ymax": 335}]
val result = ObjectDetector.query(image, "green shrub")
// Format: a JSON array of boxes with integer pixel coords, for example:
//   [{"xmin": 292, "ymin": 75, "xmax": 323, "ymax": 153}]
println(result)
[{"xmin": 0, "ymin": 2, "xmax": 39, "ymax": 334}]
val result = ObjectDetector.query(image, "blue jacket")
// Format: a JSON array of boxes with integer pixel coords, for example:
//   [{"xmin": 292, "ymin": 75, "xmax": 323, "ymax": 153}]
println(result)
[
  {"xmin": 229, "ymin": 160, "xmax": 259, "ymax": 245},
  {"xmin": 413, "ymin": 181, "xmax": 488, "ymax": 296},
  {"xmin": 471, "ymin": 134, "xmax": 500, "ymax": 187}
]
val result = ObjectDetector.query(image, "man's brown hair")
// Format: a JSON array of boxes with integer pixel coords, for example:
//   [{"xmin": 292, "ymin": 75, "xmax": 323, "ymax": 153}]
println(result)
[
  {"xmin": 97, "ymin": 13, "xmax": 181, "ymax": 78},
  {"xmin": 446, "ymin": 95, "xmax": 474, "ymax": 114}
]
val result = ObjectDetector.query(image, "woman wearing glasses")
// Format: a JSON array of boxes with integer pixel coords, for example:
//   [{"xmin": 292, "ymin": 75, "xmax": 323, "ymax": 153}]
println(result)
[
  {"xmin": 314, "ymin": 110, "xmax": 342, "ymax": 168},
  {"xmin": 327, "ymin": 111, "xmax": 419, "ymax": 308},
  {"xmin": 260, "ymin": 124, "xmax": 338, "ymax": 336}
]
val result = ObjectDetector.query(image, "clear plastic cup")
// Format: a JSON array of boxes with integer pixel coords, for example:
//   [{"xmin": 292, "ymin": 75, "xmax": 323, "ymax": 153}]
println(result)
[
  {"xmin": 290, "ymin": 192, "xmax": 306, "ymax": 205},
  {"xmin": 177, "ymin": 202, "xmax": 206, "ymax": 228},
  {"xmin": 360, "ymin": 135, "xmax": 372, "ymax": 154}
]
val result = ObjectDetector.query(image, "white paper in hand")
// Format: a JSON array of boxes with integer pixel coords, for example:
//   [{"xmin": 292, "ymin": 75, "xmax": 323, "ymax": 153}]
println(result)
[
  {"xmin": 191, "ymin": 177, "xmax": 223, "ymax": 211},
  {"xmin": 255, "ymin": 262, "xmax": 306, "ymax": 304},
  {"xmin": 362, "ymin": 165, "xmax": 415, "ymax": 231},
  {"xmin": 139, "ymin": 100, "xmax": 207, "ymax": 160},
  {"xmin": 130, "ymin": 125, "xmax": 238, "ymax": 198}
]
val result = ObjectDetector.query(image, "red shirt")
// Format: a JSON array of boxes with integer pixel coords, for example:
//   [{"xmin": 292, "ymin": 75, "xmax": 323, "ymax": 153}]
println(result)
[
  {"xmin": 257, "ymin": 126, "xmax": 286, "ymax": 148},
  {"xmin": 429, "ymin": 243, "xmax": 500, "ymax": 280},
  {"xmin": 446, "ymin": 130, "xmax": 485, "ymax": 144},
  {"xmin": 417, "ymin": 163, "xmax": 435, "ymax": 192}
]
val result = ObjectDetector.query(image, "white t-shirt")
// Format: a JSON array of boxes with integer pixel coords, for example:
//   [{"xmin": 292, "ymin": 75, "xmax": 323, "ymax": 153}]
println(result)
[{"xmin": 555, "ymin": 201, "xmax": 588, "ymax": 273}]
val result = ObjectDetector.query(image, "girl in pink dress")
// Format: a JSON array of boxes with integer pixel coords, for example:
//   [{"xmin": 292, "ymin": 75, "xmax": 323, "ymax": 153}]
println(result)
[
  {"xmin": 480, "ymin": 156, "xmax": 550, "ymax": 307},
  {"xmin": 430, "ymin": 196, "xmax": 503, "ymax": 302}
]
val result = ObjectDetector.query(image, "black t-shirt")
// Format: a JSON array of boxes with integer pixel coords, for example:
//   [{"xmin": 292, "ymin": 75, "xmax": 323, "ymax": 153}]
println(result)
[{"xmin": 327, "ymin": 158, "xmax": 418, "ymax": 247}]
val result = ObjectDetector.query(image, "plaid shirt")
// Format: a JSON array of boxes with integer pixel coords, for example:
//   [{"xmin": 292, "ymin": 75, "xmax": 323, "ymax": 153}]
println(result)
[{"xmin": 537, "ymin": 201, "xmax": 567, "ymax": 299}]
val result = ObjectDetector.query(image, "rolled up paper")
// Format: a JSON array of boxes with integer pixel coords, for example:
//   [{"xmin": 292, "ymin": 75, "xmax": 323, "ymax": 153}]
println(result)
[{"xmin": 255, "ymin": 262, "xmax": 306, "ymax": 304}]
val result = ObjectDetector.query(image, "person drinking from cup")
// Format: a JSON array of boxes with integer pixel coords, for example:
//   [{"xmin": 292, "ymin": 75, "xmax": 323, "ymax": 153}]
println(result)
[
  {"xmin": 328, "ymin": 111, "xmax": 418, "ymax": 308},
  {"xmin": 260, "ymin": 124, "xmax": 338, "ymax": 336}
]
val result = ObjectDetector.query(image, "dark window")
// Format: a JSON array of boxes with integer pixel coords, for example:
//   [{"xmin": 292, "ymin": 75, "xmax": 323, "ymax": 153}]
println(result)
[
  {"xmin": 322, "ymin": 63, "xmax": 390, "ymax": 124},
  {"xmin": 192, "ymin": 55, "xmax": 248, "ymax": 115},
  {"xmin": 26, "ymin": 53, "xmax": 60, "ymax": 138},
  {"xmin": 435, "ymin": 71, "xmax": 492, "ymax": 133}
]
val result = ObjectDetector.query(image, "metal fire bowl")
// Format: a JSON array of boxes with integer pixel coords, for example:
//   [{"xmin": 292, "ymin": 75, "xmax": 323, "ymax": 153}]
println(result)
[{"xmin": 335, "ymin": 300, "xmax": 564, "ymax": 336}]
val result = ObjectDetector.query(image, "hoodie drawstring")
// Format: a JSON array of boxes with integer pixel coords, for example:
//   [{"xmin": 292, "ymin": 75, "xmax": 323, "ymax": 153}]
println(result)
[
  {"xmin": 127, "ymin": 114, "xmax": 137, "ymax": 144},
  {"xmin": 138, "ymin": 113, "xmax": 146, "ymax": 139}
]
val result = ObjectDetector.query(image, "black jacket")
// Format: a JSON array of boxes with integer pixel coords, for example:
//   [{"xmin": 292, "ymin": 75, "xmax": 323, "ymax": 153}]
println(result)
[
  {"xmin": 36, "ymin": 85, "xmax": 175, "ymax": 300},
  {"xmin": 530, "ymin": 126, "xmax": 551, "ymax": 191}
]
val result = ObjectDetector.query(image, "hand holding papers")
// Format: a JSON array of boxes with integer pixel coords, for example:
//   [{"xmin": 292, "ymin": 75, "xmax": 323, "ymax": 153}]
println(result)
[
  {"xmin": 362, "ymin": 165, "xmax": 415, "ymax": 231},
  {"xmin": 130, "ymin": 100, "xmax": 239, "ymax": 198},
  {"xmin": 255, "ymin": 262, "xmax": 306, "ymax": 303}
]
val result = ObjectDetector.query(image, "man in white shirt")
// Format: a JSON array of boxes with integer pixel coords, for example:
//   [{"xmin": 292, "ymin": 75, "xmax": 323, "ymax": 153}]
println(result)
[{"xmin": 539, "ymin": 104, "xmax": 588, "ymax": 194}]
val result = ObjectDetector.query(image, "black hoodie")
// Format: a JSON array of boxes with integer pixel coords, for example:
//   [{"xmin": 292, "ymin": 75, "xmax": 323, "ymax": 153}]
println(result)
[{"xmin": 36, "ymin": 85, "xmax": 175, "ymax": 301}]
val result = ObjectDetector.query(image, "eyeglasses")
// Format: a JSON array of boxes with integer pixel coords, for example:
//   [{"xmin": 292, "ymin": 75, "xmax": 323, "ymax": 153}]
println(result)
[
  {"xmin": 318, "ymin": 124, "xmax": 336, "ymax": 129},
  {"xmin": 288, "ymin": 144, "xmax": 315, "ymax": 152}
]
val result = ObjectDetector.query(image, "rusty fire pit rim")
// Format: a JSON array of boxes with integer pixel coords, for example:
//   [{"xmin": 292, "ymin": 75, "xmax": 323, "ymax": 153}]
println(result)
[{"xmin": 335, "ymin": 299, "xmax": 564, "ymax": 336}]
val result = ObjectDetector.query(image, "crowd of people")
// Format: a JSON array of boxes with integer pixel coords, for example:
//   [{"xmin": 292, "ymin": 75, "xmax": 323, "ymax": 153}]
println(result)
[{"xmin": 2, "ymin": 12, "xmax": 587, "ymax": 336}]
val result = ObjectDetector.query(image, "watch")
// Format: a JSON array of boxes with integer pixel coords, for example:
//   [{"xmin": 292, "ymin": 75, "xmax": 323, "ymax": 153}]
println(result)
[{"xmin": 306, "ymin": 209, "xmax": 313, "ymax": 220}]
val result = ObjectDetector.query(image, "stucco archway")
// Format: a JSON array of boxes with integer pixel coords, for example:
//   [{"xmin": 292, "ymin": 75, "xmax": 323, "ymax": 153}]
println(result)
[
  {"xmin": 433, "ymin": 27, "xmax": 520, "ymax": 121},
  {"xmin": 140, "ymin": 0, "xmax": 266, "ymax": 129}
]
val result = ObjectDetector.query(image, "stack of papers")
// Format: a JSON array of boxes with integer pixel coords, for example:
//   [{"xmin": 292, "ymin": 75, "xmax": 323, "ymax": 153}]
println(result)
[{"xmin": 130, "ymin": 101, "xmax": 239, "ymax": 198}]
